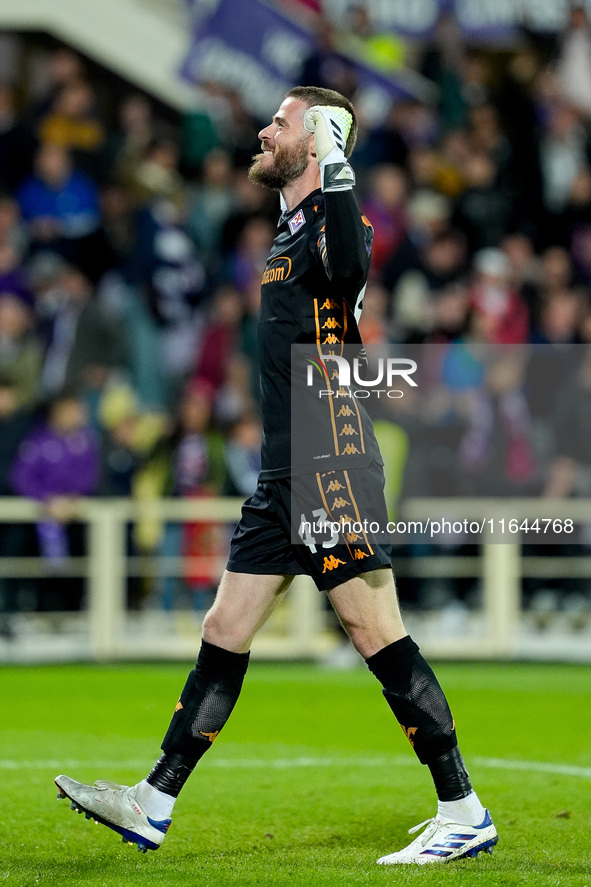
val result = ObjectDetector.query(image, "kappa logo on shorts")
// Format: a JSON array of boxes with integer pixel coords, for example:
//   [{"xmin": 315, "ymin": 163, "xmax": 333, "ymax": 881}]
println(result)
[
  {"xmin": 325, "ymin": 479, "xmax": 345, "ymax": 492},
  {"xmin": 353, "ymin": 548, "xmax": 369, "ymax": 560},
  {"xmin": 322, "ymin": 555, "xmax": 346, "ymax": 573},
  {"xmin": 331, "ymin": 496, "xmax": 350, "ymax": 509},
  {"xmin": 341, "ymin": 443, "xmax": 361, "ymax": 455},
  {"xmin": 339, "ymin": 513, "xmax": 355, "ymax": 524}
]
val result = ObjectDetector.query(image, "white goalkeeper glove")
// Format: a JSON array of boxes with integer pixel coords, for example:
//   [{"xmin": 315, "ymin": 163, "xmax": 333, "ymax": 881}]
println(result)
[{"xmin": 303, "ymin": 104, "xmax": 355, "ymax": 192}]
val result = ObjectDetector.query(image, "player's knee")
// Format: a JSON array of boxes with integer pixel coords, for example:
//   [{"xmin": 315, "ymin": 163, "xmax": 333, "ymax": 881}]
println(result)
[
  {"xmin": 201, "ymin": 608, "xmax": 227, "ymax": 645},
  {"xmin": 344, "ymin": 619, "xmax": 406, "ymax": 659},
  {"xmin": 202, "ymin": 608, "xmax": 249, "ymax": 652}
]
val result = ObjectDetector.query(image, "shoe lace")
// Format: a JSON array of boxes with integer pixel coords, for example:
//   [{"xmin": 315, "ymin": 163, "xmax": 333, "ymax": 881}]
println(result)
[{"xmin": 407, "ymin": 817, "xmax": 440, "ymax": 846}]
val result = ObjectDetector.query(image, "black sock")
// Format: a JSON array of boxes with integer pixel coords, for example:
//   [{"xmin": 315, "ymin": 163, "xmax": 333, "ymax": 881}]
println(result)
[
  {"xmin": 147, "ymin": 640, "xmax": 250, "ymax": 797},
  {"xmin": 366, "ymin": 636, "xmax": 472, "ymax": 801}
]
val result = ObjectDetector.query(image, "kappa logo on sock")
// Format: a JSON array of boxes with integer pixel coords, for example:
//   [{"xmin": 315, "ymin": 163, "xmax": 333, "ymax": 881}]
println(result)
[
  {"xmin": 200, "ymin": 730, "xmax": 220, "ymax": 743},
  {"xmin": 401, "ymin": 724, "xmax": 418, "ymax": 747}
]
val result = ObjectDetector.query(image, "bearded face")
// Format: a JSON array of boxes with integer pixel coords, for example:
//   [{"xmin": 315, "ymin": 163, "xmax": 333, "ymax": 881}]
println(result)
[{"xmin": 248, "ymin": 135, "xmax": 310, "ymax": 190}]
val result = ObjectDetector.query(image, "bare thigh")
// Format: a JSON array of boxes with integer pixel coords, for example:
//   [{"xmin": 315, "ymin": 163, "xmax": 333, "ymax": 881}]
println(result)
[
  {"xmin": 202, "ymin": 570, "xmax": 293, "ymax": 653},
  {"xmin": 327, "ymin": 567, "xmax": 407, "ymax": 659}
]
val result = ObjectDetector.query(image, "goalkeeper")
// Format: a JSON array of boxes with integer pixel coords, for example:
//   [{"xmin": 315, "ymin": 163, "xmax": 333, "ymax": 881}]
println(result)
[{"xmin": 55, "ymin": 87, "xmax": 497, "ymax": 865}]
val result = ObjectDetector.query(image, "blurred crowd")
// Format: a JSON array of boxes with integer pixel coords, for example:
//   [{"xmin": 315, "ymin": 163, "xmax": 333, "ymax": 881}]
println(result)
[{"xmin": 2, "ymin": 6, "xmax": 591, "ymax": 620}]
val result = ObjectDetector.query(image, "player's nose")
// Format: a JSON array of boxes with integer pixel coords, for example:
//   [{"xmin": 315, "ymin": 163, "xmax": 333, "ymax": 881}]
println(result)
[{"xmin": 258, "ymin": 122, "xmax": 274, "ymax": 142}]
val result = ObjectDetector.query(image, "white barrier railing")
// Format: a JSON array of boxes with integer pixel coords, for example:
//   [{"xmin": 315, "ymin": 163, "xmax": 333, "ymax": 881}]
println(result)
[{"xmin": 0, "ymin": 496, "xmax": 590, "ymax": 662}]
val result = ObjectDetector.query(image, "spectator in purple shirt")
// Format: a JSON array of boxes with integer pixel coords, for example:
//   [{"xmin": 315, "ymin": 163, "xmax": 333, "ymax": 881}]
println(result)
[{"xmin": 10, "ymin": 390, "xmax": 100, "ymax": 609}]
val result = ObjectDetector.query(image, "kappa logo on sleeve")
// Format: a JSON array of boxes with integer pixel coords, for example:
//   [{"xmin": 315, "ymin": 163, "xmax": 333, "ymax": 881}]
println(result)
[{"xmin": 288, "ymin": 209, "xmax": 306, "ymax": 234}]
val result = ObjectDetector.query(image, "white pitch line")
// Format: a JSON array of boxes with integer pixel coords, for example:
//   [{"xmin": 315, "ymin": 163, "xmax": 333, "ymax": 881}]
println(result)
[
  {"xmin": 472, "ymin": 756, "xmax": 591, "ymax": 779},
  {"xmin": 1, "ymin": 755, "xmax": 591, "ymax": 779}
]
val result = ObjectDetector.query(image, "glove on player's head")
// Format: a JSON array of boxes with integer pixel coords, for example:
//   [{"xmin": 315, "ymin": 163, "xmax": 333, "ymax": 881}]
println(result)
[
  {"xmin": 303, "ymin": 105, "xmax": 352, "ymax": 162},
  {"xmin": 303, "ymin": 105, "xmax": 355, "ymax": 192}
]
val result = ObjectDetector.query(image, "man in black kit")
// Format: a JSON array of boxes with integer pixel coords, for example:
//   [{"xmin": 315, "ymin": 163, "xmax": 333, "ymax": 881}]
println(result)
[{"xmin": 55, "ymin": 87, "xmax": 497, "ymax": 865}]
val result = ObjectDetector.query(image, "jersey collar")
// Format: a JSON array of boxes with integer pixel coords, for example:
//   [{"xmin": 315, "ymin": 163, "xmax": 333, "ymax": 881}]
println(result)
[{"xmin": 277, "ymin": 189, "xmax": 322, "ymax": 228}]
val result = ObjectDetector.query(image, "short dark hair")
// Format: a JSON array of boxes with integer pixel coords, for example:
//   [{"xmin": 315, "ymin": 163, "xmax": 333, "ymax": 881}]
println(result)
[{"xmin": 286, "ymin": 86, "xmax": 358, "ymax": 158}]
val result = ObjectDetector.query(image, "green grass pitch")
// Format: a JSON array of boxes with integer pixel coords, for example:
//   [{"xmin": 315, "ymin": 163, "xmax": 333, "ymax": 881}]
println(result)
[{"xmin": 0, "ymin": 660, "xmax": 589, "ymax": 886}]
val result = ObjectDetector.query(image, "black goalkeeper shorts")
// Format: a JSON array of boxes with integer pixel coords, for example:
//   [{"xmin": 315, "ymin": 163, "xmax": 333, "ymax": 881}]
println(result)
[{"xmin": 226, "ymin": 461, "xmax": 391, "ymax": 592}]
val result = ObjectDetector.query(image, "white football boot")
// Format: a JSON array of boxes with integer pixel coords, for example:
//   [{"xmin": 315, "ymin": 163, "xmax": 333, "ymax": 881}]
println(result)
[
  {"xmin": 377, "ymin": 809, "xmax": 498, "ymax": 865},
  {"xmin": 55, "ymin": 775, "xmax": 171, "ymax": 852}
]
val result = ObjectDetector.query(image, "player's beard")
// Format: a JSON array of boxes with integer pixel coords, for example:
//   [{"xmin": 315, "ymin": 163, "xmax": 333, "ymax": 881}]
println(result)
[{"xmin": 248, "ymin": 137, "xmax": 309, "ymax": 190}]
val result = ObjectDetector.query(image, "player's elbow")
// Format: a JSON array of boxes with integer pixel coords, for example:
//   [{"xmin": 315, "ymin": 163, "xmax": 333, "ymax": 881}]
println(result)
[{"xmin": 331, "ymin": 254, "xmax": 365, "ymax": 286}]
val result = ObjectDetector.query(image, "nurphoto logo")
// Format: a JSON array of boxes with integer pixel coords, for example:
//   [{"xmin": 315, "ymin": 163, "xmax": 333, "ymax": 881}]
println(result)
[{"xmin": 305, "ymin": 354, "xmax": 418, "ymax": 399}]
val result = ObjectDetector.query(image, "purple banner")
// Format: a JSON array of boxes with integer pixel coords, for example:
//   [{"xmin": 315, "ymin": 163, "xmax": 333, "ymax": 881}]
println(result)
[
  {"xmin": 180, "ymin": 0, "xmax": 434, "ymax": 122},
  {"xmin": 322, "ymin": 0, "xmax": 591, "ymax": 38}
]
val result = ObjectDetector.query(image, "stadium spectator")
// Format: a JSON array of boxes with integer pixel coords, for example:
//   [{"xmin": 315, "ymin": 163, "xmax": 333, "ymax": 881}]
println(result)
[
  {"xmin": 391, "ymin": 228, "xmax": 468, "ymax": 341},
  {"xmin": 38, "ymin": 80, "xmax": 105, "ymax": 177},
  {"xmin": 557, "ymin": 4, "xmax": 591, "ymax": 116},
  {"xmin": 354, "ymin": 98, "xmax": 410, "ymax": 170},
  {"xmin": 138, "ymin": 377, "xmax": 225, "ymax": 609},
  {"xmin": 214, "ymin": 353, "xmax": 258, "ymax": 428},
  {"xmin": 128, "ymin": 137, "xmax": 186, "ymax": 208},
  {"xmin": 97, "ymin": 383, "xmax": 165, "ymax": 498},
  {"xmin": 185, "ymin": 148, "xmax": 236, "ymax": 276},
  {"xmin": 544, "ymin": 347, "xmax": 591, "ymax": 501},
  {"xmin": 193, "ymin": 285, "xmax": 244, "ymax": 393},
  {"xmin": 0, "ymin": 84, "xmax": 36, "ymax": 193},
  {"xmin": 538, "ymin": 101, "xmax": 590, "ymax": 226},
  {"xmin": 0, "ymin": 237, "xmax": 29, "ymax": 300},
  {"xmin": 531, "ymin": 286, "xmax": 585, "ymax": 344},
  {"xmin": 468, "ymin": 103, "xmax": 515, "ymax": 194},
  {"xmin": 127, "ymin": 196, "xmax": 207, "ymax": 407},
  {"xmin": 457, "ymin": 350, "xmax": 538, "ymax": 495},
  {"xmin": 10, "ymin": 389, "xmax": 99, "ymax": 610},
  {"xmin": 360, "ymin": 164, "xmax": 408, "ymax": 278},
  {"xmin": 0, "ymin": 376, "xmax": 36, "ymax": 636},
  {"xmin": 222, "ymin": 215, "xmax": 274, "ymax": 296},
  {"xmin": 298, "ymin": 16, "xmax": 357, "ymax": 98},
  {"xmin": 37, "ymin": 264, "xmax": 127, "ymax": 402},
  {"xmin": 102, "ymin": 93, "xmax": 156, "ymax": 186},
  {"xmin": 16, "ymin": 143, "xmax": 101, "ymax": 269},
  {"xmin": 0, "ymin": 284, "xmax": 42, "ymax": 407},
  {"xmin": 28, "ymin": 48, "xmax": 86, "ymax": 124},
  {"xmin": 429, "ymin": 279, "xmax": 471, "ymax": 342},
  {"xmin": 419, "ymin": 11, "xmax": 466, "ymax": 130},
  {"xmin": 468, "ymin": 247, "xmax": 529, "ymax": 344},
  {"xmin": 220, "ymin": 169, "xmax": 276, "ymax": 256},
  {"xmin": 222, "ymin": 412, "xmax": 261, "ymax": 497},
  {"xmin": 0, "ymin": 196, "xmax": 27, "ymax": 258},
  {"xmin": 343, "ymin": 5, "xmax": 405, "ymax": 73},
  {"xmin": 452, "ymin": 150, "xmax": 514, "ymax": 251},
  {"xmin": 381, "ymin": 188, "xmax": 451, "ymax": 293}
]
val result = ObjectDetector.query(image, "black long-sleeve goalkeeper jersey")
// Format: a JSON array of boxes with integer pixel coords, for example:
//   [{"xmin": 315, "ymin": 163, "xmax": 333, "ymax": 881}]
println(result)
[{"xmin": 258, "ymin": 187, "xmax": 383, "ymax": 479}]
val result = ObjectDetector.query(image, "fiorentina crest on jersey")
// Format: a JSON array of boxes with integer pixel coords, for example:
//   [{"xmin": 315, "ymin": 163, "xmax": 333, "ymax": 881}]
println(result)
[{"xmin": 288, "ymin": 209, "xmax": 306, "ymax": 235}]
